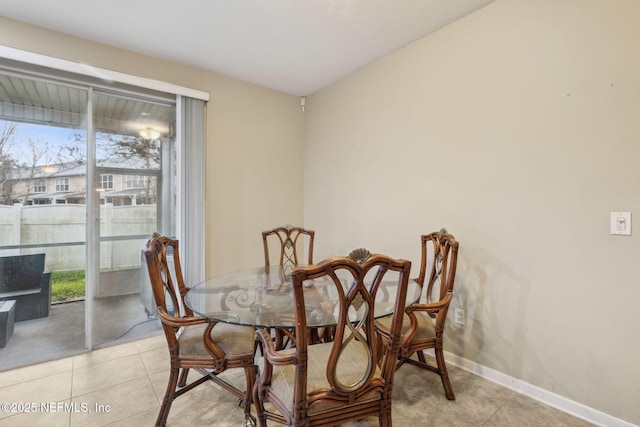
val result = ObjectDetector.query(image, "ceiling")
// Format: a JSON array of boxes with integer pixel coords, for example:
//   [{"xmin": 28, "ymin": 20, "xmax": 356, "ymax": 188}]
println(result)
[
  {"xmin": 0, "ymin": 0, "xmax": 496, "ymax": 96},
  {"xmin": 0, "ymin": 72, "xmax": 175, "ymax": 135}
]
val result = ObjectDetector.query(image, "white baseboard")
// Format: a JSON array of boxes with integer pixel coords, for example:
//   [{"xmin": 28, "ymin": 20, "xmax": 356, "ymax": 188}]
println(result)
[{"xmin": 443, "ymin": 351, "xmax": 637, "ymax": 427}]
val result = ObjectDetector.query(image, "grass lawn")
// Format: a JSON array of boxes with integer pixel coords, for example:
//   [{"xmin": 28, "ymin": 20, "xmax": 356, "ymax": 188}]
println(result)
[{"xmin": 51, "ymin": 270, "xmax": 85, "ymax": 301}]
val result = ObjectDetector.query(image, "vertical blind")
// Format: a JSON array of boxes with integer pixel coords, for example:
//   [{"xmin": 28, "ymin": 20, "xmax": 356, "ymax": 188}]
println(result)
[{"xmin": 179, "ymin": 95, "xmax": 206, "ymax": 285}]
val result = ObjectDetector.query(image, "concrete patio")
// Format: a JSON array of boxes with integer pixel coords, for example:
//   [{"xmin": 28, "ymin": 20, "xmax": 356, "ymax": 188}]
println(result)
[{"xmin": 0, "ymin": 294, "xmax": 161, "ymax": 372}]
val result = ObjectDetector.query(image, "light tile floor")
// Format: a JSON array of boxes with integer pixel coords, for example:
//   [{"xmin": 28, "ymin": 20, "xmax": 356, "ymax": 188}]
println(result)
[{"xmin": 0, "ymin": 333, "xmax": 596, "ymax": 426}]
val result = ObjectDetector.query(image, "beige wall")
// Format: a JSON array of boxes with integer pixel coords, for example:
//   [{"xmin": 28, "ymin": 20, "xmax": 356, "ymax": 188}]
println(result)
[
  {"xmin": 304, "ymin": 0, "xmax": 640, "ymax": 424},
  {"xmin": 0, "ymin": 17, "xmax": 305, "ymax": 275}
]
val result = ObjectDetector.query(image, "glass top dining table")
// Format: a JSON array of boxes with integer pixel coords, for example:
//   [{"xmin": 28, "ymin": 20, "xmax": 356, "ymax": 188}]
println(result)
[{"xmin": 184, "ymin": 265, "xmax": 422, "ymax": 329}]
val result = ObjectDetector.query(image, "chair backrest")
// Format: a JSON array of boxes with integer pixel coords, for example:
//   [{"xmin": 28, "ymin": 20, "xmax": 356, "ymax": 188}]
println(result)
[
  {"xmin": 290, "ymin": 254, "xmax": 411, "ymax": 408},
  {"xmin": 416, "ymin": 230, "xmax": 459, "ymax": 323},
  {"xmin": 262, "ymin": 224, "xmax": 314, "ymax": 269},
  {"xmin": 144, "ymin": 235, "xmax": 192, "ymax": 321}
]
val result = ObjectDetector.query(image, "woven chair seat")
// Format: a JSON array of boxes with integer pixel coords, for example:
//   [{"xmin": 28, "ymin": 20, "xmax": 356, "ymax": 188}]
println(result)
[
  {"xmin": 377, "ymin": 311, "xmax": 436, "ymax": 342},
  {"xmin": 179, "ymin": 322, "xmax": 255, "ymax": 358}
]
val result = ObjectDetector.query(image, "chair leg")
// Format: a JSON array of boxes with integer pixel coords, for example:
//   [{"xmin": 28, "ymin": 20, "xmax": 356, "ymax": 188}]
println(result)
[
  {"xmin": 434, "ymin": 346, "xmax": 455, "ymax": 400},
  {"xmin": 253, "ymin": 380, "xmax": 268, "ymax": 427},
  {"xmin": 177, "ymin": 367, "xmax": 189, "ymax": 387},
  {"xmin": 156, "ymin": 366, "xmax": 180, "ymax": 426},
  {"xmin": 379, "ymin": 403, "xmax": 392, "ymax": 427},
  {"xmin": 243, "ymin": 364, "xmax": 257, "ymax": 426}
]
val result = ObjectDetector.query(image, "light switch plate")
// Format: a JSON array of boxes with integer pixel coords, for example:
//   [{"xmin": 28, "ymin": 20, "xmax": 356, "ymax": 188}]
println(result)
[{"xmin": 611, "ymin": 212, "xmax": 631, "ymax": 235}]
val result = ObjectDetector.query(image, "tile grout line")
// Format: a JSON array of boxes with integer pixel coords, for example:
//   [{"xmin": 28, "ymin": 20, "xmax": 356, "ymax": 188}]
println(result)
[
  {"xmin": 68, "ymin": 355, "xmax": 76, "ymax": 426},
  {"xmin": 481, "ymin": 395, "xmax": 512, "ymax": 426}
]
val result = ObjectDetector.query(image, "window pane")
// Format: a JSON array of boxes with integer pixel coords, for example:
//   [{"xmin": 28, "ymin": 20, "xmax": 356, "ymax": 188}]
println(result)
[
  {"xmin": 100, "ymin": 174, "xmax": 113, "ymax": 190},
  {"xmin": 34, "ymin": 179, "xmax": 46, "ymax": 193},
  {"xmin": 55, "ymin": 177, "xmax": 69, "ymax": 191}
]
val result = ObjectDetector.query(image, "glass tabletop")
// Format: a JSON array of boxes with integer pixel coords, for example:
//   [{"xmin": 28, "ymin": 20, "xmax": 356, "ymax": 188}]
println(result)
[{"xmin": 185, "ymin": 265, "xmax": 422, "ymax": 329}]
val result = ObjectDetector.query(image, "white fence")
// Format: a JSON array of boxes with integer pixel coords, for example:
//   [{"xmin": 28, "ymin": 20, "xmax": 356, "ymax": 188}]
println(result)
[{"xmin": 0, "ymin": 204, "xmax": 157, "ymax": 272}]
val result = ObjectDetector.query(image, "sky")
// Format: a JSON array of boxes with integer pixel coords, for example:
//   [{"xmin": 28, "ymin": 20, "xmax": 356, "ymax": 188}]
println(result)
[
  {"xmin": 2, "ymin": 120, "xmax": 85, "ymax": 166},
  {"xmin": 2, "ymin": 119, "xmax": 162, "ymax": 169}
]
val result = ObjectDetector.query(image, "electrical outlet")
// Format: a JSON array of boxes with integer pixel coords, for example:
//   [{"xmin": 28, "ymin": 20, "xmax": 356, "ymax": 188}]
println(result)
[{"xmin": 454, "ymin": 308, "xmax": 465, "ymax": 326}]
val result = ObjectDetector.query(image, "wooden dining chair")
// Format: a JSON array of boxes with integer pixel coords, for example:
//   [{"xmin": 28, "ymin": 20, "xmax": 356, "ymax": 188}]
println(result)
[
  {"xmin": 144, "ymin": 235, "xmax": 257, "ymax": 426},
  {"xmin": 262, "ymin": 224, "xmax": 314, "ymax": 269},
  {"xmin": 377, "ymin": 230, "xmax": 459, "ymax": 400},
  {"xmin": 262, "ymin": 224, "xmax": 315, "ymax": 348},
  {"xmin": 253, "ymin": 254, "xmax": 412, "ymax": 427}
]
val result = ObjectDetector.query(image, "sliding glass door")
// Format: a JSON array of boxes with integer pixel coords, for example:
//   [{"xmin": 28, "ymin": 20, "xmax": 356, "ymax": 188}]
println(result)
[
  {"xmin": 0, "ymin": 63, "xmax": 178, "ymax": 369},
  {"xmin": 90, "ymin": 91, "xmax": 176, "ymax": 346}
]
